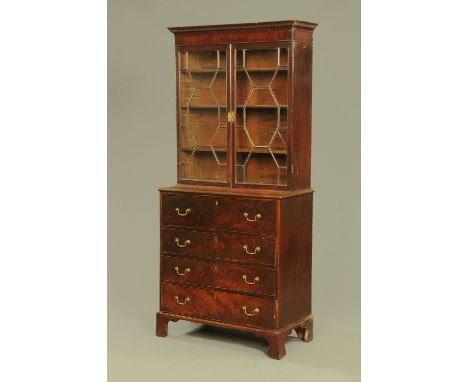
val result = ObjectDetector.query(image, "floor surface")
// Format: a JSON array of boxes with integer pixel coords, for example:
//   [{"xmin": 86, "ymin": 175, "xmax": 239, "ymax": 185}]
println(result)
[{"xmin": 108, "ymin": 305, "xmax": 360, "ymax": 382}]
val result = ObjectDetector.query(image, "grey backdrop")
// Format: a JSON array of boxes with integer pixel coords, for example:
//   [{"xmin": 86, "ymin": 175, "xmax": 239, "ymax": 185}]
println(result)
[{"xmin": 108, "ymin": 0, "xmax": 360, "ymax": 380}]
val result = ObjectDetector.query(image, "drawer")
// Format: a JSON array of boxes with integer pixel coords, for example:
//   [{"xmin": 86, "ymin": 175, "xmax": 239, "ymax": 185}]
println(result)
[
  {"xmin": 161, "ymin": 283, "xmax": 275, "ymax": 329},
  {"xmin": 162, "ymin": 255, "xmax": 275, "ymax": 296},
  {"xmin": 161, "ymin": 228, "xmax": 276, "ymax": 266},
  {"xmin": 161, "ymin": 193, "xmax": 276, "ymax": 234}
]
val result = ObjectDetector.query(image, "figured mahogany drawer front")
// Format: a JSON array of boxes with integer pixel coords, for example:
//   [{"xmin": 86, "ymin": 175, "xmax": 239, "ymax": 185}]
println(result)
[
  {"xmin": 161, "ymin": 228, "xmax": 276, "ymax": 266},
  {"xmin": 162, "ymin": 255, "xmax": 275, "ymax": 296},
  {"xmin": 161, "ymin": 193, "xmax": 276, "ymax": 234},
  {"xmin": 161, "ymin": 283, "xmax": 275, "ymax": 329}
]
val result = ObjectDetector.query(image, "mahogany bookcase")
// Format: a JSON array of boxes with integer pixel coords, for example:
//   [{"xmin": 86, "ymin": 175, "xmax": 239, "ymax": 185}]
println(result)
[{"xmin": 156, "ymin": 20, "xmax": 317, "ymax": 359}]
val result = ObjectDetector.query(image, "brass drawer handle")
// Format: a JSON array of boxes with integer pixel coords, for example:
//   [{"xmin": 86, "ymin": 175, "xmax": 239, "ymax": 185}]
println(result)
[
  {"xmin": 175, "ymin": 207, "xmax": 192, "ymax": 216},
  {"xmin": 174, "ymin": 266, "xmax": 190, "ymax": 276},
  {"xmin": 243, "ymin": 245, "xmax": 261, "ymax": 255},
  {"xmin": 174, "ymin": 238, "xmax": 191, "ymax": 247},
  {"xmin": 242, "ymin": 306, "xmax": 260, "ymax": 316},
  {"xmin": 243, "ymin": 212, "xmax": 261, "ymax": 222},
  {"xmin": 175, "ymin": 295, "xmax": 190, "ymax": 305},
  {"xmin": 242, "ymin": 275, "xmax": 260, "ymax": 285}
]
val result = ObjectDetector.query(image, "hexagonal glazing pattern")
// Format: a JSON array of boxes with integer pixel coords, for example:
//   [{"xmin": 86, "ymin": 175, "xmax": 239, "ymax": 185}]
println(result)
[
  {"xmin": 235, "ymin": 48, "xmax": 288, "ymax": 186},
  {"xmin": 178, "ymin": 50, "xmax": 227, "ymax": 182}
]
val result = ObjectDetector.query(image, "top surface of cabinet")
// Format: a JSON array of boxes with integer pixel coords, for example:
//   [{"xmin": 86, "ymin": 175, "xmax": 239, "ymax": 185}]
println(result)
[
  {"xmin": 168, "ymin": 20, "xmax": 317, "ymax": 33},
  {"xmin": 169, "ymin": 20, "xmax": 316, "ymax": 191}
]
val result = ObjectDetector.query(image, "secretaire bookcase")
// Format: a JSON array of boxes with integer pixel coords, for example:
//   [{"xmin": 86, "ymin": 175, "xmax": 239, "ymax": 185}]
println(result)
[{"xmin": 156, "ymin": 20, "xmax": 317, "ymax": 359}]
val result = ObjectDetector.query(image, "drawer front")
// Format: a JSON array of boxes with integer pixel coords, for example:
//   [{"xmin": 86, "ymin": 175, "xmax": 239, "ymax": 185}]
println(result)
[
  {"xmin": 161, "ymin": 193, "xmax": 276, "ymax": 234},
  {"xmin": 162, "ymin": 256, "xmax": 275, "ymax": 296},
  {"xmin": 161, "ymin": 283, "xmax": 275, "ymax": 329},
  {"xmin": 161, "ymin": 228, "xmax": 276, "ymax": 266}
]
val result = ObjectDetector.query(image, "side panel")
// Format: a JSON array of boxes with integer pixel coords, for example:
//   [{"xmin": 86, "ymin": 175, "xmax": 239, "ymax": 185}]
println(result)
[
  {"xmin": 277, "ymin": 192, "xmax": 313, "ymax": 327},
  {"xmin": 290, "ymin": 41, "xmax": 312, "ymax": 189},
  {"xmin": 292, "ymin": 29, "xmax": 313, "ymax": 43}
]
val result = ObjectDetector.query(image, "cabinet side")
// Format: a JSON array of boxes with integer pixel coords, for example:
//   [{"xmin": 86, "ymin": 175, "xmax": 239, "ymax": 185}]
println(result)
[
  {"xmin": 277, "ymin": 192, "xmax": 313, "ymax": 327},
  {"xmin": 159, "ymin": 190, "xmax": 163, "ymax": 312},
  {"xmin": 290, "ymin": 41, "xmax": 312, "ymax": 189}
]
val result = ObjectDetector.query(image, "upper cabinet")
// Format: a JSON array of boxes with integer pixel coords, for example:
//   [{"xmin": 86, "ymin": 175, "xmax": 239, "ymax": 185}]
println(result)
[{"xmin": 169, "ymin": 20, "xmax": 317, "ymax": 190}]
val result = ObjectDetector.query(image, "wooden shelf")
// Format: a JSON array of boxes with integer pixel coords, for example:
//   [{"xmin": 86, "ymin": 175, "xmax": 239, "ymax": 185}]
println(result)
[
  {"xmin": 235, "ymin": 67, "xmax": 288, "ymax": 72},
  {"xmin": 237, "ymin": 147, "xmax": 287, "ymax": 154},
  {"xmin": 180, "ymin": 146, "xmax": 225, "ymax": 152},
  {"xmin": 236, "ymin": 105, "xmax": 287, "ymax": 109},
  {"xmin": 180, "ymin": 105, "xmax": 227, "ymax": 109},
  {"xmin": 180, "ymin": 146, "xmax": 287, "ymax": 154},
  {"xmin": 180, "ymin": 68, "xmax": 226, "ymax": 73},
  {"xmin": 180, "ymin": 105, "xmax": 285, "ymax": 109}
]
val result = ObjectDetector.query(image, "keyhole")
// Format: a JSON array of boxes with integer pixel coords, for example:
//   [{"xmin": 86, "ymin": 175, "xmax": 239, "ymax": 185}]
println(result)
[{"xmin": 215, "ymin": 200, "xmax": 219, "ymax": 206}]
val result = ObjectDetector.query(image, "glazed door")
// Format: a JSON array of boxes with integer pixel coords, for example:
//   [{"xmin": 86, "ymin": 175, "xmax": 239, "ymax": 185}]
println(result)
[
  {"xmin": 177, "ymin": 46, "xmax": 230, "ymax": 184},
  {"xmin": 233, "ymin": 44, "xmax": 290, "ymax": 186}
]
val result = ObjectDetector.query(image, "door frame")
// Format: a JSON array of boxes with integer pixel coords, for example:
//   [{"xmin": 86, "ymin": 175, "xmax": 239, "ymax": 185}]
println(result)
[
  {"xmin": 230, "ymin": 41, "xmax": 292, "ymax": 190},
  {"xmin": 175, "ymin": 44, "xmax": 232, "ymax": 187}
]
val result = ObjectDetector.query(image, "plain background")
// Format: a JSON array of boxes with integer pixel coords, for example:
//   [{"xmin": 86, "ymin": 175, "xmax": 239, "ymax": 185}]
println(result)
[
  {"xmin": 108, "ymin": 0, "xmax": 360, "ymax": 381},
  {"xmin": 4, "ymin": 2, "xmax": 468, "ymax": 382}
]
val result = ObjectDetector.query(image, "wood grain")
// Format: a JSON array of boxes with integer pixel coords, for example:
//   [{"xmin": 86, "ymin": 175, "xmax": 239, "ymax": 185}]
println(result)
[
  {"xmin": 161, "ymin": 192, "xmax": 276, "ymax": 234},
  {"xmin": 277, "ymin": 193, "xmax": 313, "ymax": 327},
  {"xmin": 161, "ymin": 255, "xmax": 275, "ymax": 296},
  {"xmin": 161, "ymin": 227, "xmax": 276, "ymax": 266},
  {"xmin": 161, "ymin": 282, "xmax": 275, "ymax": 329}
]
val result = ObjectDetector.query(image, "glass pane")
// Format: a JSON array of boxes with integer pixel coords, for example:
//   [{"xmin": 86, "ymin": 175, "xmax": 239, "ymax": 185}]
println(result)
[
  {"xmin": 178, "ymin": 50, "xmax": 228, "ymax": 183},
  {"xmin": 235, "ymin": 47, "xmax": 288, "ymax": 186}
]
